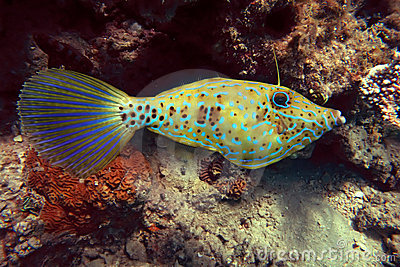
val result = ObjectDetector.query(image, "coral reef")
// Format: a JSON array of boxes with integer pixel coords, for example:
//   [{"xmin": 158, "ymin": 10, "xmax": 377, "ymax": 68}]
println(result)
[
  {"xmin": 214, "ymin": 0, "xmax": 396, "ymax": 102},
  {"xmin": 354, "ymin": 191, "xmax": 400, "ymax": 234},
  {"xmin": 329, "ymin": 57, "xmax": 400, "ymax": 191},
  {"xmin": 354, "ymin": 190, "xmax": 400, "ymax": 264},
  {"xmin": 360, "ymin": 59, "xmax": 400, "ymax": 129},
  {"xmin": 334, "ymin": 125, "xmax": 400, "ymax": 190},
  {"xmin": 23, "ymin": 145, "xmax": 152, "ymax": 234},
  {"xmin": 0, "ymin": 135, "xmax": 46, "ymax": 265}
]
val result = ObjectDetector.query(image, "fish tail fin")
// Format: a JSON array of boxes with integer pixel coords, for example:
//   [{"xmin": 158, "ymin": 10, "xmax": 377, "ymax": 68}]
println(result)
[{"xmin": 18, "ymin": 68, "xmax": 136, "ymax": 178}]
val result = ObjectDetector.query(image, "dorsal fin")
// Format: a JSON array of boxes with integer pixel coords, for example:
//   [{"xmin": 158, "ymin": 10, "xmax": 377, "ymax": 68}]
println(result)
[{"xmin": 137, "ymin": 69, "xmax": 229, "ymax": 97}]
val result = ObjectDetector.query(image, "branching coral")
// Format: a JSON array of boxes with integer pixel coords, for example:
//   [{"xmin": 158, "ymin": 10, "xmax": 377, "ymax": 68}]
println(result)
[
  {"xmin": 23, "ymin": 146, "xmax": 152, "ymax": 234},
  {"xmin": 360, "ymin": 60, "xmax": 400, "ymax": 129}
]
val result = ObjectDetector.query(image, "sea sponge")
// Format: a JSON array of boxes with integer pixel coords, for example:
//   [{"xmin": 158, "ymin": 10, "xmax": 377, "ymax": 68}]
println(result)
[
  {"xmin": 360, "ymin": 60, "xmax": 400, "ymax": 129},
  {"xmin": 23, "ymin": 145, "xmax": 152, "ymax": 234}
]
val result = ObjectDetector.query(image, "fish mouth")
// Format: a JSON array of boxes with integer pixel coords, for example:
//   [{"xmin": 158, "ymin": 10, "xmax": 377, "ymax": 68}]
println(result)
[{"xmin": 332, "ymin": 110, "xmax": 346, "ymax": 125}]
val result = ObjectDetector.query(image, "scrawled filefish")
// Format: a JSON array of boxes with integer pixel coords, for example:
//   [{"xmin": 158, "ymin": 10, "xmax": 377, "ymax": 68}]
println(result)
[{"xmin": 18, "ymin": 69, "xmax": 346, "ymax": 178}]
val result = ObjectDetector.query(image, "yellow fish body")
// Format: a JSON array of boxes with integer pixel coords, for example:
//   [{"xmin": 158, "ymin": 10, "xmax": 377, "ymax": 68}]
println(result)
[{"xmin": 18, "ymin": 69, "xmax": 345, "ymax": 178}]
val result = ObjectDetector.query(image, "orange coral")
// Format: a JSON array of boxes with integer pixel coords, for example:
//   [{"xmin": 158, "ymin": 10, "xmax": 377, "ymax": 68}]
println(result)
[{"xmin": 23, "ymin": 145, "xmax": 152, "ymax": 235}]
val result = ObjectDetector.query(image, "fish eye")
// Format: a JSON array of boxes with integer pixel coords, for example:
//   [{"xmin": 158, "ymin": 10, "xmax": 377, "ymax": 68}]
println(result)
[{"xmin": 272, "ymin": 92, "xmax": 290, "ymax": 108}]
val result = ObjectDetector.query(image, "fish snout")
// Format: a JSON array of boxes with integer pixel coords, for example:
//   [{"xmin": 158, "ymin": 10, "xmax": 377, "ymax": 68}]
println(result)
[{"xmin": 332, "ymin": 110, "xmax": 346, "ymax": 125}]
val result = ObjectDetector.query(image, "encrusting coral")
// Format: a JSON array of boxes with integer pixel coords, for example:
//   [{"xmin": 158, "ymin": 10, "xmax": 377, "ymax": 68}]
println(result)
[
  {"xmin": 360, "ymin": 60, "xmax": 400, "ymax": 129},
  {"xmin": 23, "ymin": 145, "xmax": 152, "ymax": 234}
]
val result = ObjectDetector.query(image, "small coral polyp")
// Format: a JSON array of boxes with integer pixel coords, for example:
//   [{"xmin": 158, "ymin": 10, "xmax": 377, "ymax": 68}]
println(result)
[
  {"xmin": 360, "ymin": 60, "xmax": 400, "ymax": 129},
  {"xmin": 23, "ymin": 146, "xmax": 151, "ymax": 234}
]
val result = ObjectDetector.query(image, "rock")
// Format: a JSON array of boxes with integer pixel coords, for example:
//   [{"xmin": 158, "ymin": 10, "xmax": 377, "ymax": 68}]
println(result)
[
  {"xmin": 86, "ymin": 258, "xmax": 105, "ymax": 267},
  {"xmin": 354, "ymin": 191, "xmax": 364, "ymax": 199},
  {"xmin": 82, "ymin": 247, "xmax": 100, "ymax": 259},
  {"xmin": 13, "ymin": 135, "xmax": 22, "ymax": 142},
  {"xmin": 354, "ymin": 191, "xmax": 400, "ymax": 233},
  {"xmin": 125, "ymin": 239, "xmax": 147, "ymax": 261},
  {"xmin": 335, "ymin": 125, "xmax": 400, "ymax": 190},
  {"xmin": 13, "ymin": 220, "xmax": 34, "ymax": 236},
  {"xmin": 27, "ymin": 237, "xmax": 41, "ymax": 250},
  {"xmin": 383, "ymin": 234, "xmax": 400, "ymax": 265}
]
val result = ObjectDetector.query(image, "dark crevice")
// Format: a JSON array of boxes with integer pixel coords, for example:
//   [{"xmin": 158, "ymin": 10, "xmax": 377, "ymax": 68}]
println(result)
[
  {"xmin": 355, "ymin": 0, "xmax": 391, "ymax": 27},
  {"xmin": 263, "ymin": 4, "xmax": 297, "ymax": 39}
]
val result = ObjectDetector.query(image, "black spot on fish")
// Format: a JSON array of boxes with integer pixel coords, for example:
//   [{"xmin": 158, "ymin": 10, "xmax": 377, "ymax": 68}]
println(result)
[
  {"xmin": 138, "ymin": 105, "xmax": 143, "ymax": 111},
  {"xmin": 121, "ymin": 113, "xmax": 127, "ymax": 121},
  {"xmin": 119, "ymin": 106, "xmax": 123, "ymax": 111},
  {"xmin": 140, "ymin": 114, "xmax": 145, "ymax": 120},
  {"xmin": 159, "ymin": 115, "xmax": 164, "ymax": 121}
]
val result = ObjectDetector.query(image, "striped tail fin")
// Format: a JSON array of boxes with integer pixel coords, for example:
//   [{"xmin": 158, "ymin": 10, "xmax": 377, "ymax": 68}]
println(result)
[{"xmin": 18, "ymin": 69, "xmax": 135, "ymax": 178}]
